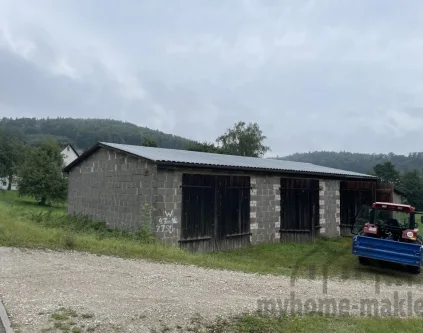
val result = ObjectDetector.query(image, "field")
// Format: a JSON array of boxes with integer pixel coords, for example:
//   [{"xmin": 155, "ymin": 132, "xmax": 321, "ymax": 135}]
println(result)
[{"xmin": 1, "ymin": 190, "xmax": 423, "ymax": 332}]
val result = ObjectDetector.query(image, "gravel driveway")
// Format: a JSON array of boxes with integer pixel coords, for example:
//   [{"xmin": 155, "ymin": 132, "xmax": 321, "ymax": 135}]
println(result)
[{"xmin": 0, "ymin": 247, "xmax": 422, "ymax": 332}]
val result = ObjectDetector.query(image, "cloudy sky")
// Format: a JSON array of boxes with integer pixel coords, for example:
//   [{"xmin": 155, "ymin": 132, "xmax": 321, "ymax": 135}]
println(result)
[{"xmin": 1, "ymin": 0, "xmax": 422, "ymax": 156}]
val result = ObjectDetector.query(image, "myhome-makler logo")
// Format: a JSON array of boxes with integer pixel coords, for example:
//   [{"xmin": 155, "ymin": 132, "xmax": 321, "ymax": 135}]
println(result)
[
  {"xmin": 257, "ymin": 291, "xmax": 423, "ymax": 317},
  {"xmin": 269, "ymin": 236, "xmax": 423, "ymax": 317}
]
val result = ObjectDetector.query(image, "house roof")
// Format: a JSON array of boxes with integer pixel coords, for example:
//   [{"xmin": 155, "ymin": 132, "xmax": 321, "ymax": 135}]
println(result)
[
  {"xmin": 63, "ymin": 142, "xmax": 377, "ymax": 180},
  {"xmin": 61, "ymin": 144, "xmax": 80, "ymax": 157}
]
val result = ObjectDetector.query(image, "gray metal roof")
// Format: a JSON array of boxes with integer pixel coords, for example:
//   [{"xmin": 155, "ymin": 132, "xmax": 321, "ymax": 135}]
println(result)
[{"xmin": 95, "ymin": 142, "xmax": 376, "ymax": 179}]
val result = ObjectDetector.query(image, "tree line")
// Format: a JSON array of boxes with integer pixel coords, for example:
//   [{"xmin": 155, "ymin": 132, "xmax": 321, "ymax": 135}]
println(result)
[
  {"xmin": 281, "ymin": 151, "xmax": 423, "ymax": 174},
  {"xmin": 2, "ymin": 118, "xmax": 423, "ymax": 210},
  {"xmin": 0, "ymin": 120, "xmax": 269, "ymax": 204},
  {"xmin": 0, "ymin": 117, "xmax": 194, "ymax": 151},
  {"xmin": 372, "ymin": 161, "xmax": 423, "ymax": 210}
]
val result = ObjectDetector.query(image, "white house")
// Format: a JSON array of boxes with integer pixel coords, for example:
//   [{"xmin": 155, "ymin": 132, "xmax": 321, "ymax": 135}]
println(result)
[
  {"xmin": 61, "ymin": 144, "xmax": 80, "ymax": 167},
  {"xmin": 0, "ymin": 177, "xmax": 18, "ymax": 190}
]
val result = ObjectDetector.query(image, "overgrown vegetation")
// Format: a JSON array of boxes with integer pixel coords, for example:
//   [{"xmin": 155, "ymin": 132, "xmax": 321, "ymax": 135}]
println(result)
[
  {"xmin": 0, "ymin": 191, "xmax": 422, "ymax": 288},
  {"xmin": 40, "ymin": 306, "xmax": 109, "ymax": 333}
]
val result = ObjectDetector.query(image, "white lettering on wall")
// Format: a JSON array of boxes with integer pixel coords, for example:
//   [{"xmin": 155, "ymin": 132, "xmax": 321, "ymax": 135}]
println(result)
[{"xmin": 157, "ymin": 210, "xmax": 178, "ymax": 234}]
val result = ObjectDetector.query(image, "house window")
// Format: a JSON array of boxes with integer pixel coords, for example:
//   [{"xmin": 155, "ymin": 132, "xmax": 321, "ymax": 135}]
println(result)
[{"xmin": 2, "ymin": 181, "xmax": 6, "ymax": 186}]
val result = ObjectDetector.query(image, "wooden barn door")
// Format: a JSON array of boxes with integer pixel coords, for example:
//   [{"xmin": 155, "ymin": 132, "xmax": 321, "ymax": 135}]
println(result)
[
  {"xmin": 339, "ymin": 181, "xmax": 375, "ymax": 236},
  {"xmin": 179, "ymin": 174, "xmax": 250, "ymax": 252},
  {"xmin": 279, "ymin": 178, "xmax": 319, "ymax": 242}
]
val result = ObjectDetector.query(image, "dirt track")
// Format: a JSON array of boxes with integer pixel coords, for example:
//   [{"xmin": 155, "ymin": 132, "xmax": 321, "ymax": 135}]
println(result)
[{"xmin": 0, "ymin": 247, "xmax": 422, "ymax": 332}]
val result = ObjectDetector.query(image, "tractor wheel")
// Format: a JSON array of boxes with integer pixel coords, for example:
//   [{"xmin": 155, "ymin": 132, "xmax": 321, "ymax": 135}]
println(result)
[
  {"xmin": 407, "ymin": 265, "xmax": 421, "ymax": 274},
  {"xmin": 358, "ymin": 256, "xmax": 370, "ymax": 265}
]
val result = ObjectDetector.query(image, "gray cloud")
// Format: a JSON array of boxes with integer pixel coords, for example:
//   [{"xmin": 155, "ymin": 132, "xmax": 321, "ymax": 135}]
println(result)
[{"xmin": 1, "ymin": 0, "xmax": 423, "ymax": 156}]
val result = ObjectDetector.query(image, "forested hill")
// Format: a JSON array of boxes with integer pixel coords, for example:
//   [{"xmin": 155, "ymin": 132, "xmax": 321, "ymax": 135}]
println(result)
[
  {"xmin": 280, "ymin": 151, "xmax": 423, "ymax": 174},
  {"xmin": 0, "ymin": 117, "xmax": 195, "ymax": 151}
]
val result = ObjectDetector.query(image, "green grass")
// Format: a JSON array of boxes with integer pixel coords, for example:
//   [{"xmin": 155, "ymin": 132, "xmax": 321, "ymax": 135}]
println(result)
[
  {"xmin": 3, "ymin": 191, "xmax": 423, "ymax": 332},
  {"xmin": 0, "ymin": 190, "xmax": 421, "ymax": 286},
  {"xmin": 216, "ymin": 314, "xmax": 423, "ymax": 333}
]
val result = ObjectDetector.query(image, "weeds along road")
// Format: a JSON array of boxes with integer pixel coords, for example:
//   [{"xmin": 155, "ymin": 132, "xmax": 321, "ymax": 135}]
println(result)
[{"xmin": 0, "ymin": 247, "xmax": 422, "ymax": 332}]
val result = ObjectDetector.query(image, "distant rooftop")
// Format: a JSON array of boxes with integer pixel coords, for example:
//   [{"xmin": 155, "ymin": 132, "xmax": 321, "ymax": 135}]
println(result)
[{"xmin": 64, "ymin": 142, "xmax": 377, "ymax": 180}]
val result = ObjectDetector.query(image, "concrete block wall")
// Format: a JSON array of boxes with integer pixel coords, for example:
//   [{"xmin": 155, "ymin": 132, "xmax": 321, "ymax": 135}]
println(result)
[
  {"xmin": 319, "ymin": 180, "xmax": 341, "ymax": 237},
  {"xmin": 154, "ymin": 169, "xmax": 183, "ymax": 245},
  {"xmin": 67, "ymin": 147, "xmax": 157, "ymax": 231},
  {"xmin": 250, "ymin": 175, "xmax": 281, "ymax": 244}
]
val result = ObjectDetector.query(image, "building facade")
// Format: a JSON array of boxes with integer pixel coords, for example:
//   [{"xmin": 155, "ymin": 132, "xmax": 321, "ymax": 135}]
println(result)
[{"xmin": 64, "ymin": 142, "xmax": 380, "ymax": 252}]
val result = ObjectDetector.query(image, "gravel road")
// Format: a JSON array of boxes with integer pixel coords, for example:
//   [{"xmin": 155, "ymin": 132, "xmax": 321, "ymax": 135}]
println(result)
[{"xmin": 0, "ymin": 247, "xmax": 422, "ymax": 332}]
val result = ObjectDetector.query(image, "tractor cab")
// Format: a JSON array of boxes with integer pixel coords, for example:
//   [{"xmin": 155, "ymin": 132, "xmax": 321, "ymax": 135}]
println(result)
[
  {"xmin": 351, "ymin": 202, "xmax": 423, "ymax": 274},
  {"xmin": 353, "ymin": 202, "xmax": 422, "ymax": 243}
]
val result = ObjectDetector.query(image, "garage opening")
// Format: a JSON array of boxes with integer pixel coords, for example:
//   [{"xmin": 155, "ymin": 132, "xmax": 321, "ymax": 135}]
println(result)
[
  {"xmin": 340, "ymin": 181, "xmax": 375, "ymax": 236},
  {"xmin": 180, "ymin": 173, "xmax": 250, "ymax": 252},
  {"xmin": 279, "ymin": 178, "xmax": 319, "ymax": 242}
]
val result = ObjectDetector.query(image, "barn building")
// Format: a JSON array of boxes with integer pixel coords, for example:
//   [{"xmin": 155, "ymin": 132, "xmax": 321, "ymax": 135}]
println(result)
[{"xmin": 63, "ymin": 142, "xmax": 388, "ymax": 252}]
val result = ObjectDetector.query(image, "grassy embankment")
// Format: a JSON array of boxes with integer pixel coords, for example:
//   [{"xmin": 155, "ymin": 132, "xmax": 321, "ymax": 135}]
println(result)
[
  {"xmin": 2, "ymin": 191, "xmax": 423, "ymax": 332},
  {"xmin": 0, "ymin": 191, "xmax": 421, "ymax": 282}
]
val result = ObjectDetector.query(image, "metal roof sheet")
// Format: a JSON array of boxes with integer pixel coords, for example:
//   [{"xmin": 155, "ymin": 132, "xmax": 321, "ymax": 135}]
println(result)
[{"xmin": 97, "ymin": 142, "xmax": 376, "ymax": 179}]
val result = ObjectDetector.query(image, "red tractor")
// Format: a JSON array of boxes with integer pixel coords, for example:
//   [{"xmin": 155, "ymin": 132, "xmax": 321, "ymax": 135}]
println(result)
[{"xmin": 352, "ymin": 202, "xmax": 423, "ymax": 274}]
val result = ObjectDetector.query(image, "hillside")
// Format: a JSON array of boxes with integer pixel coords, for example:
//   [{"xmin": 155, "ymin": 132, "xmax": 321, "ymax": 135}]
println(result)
[
  {"xmin": 280, "ymin": 151, "xmax": 423, "ymax": 174},
  {"xmin": 0, "ymin": 117, "xmax": 195, "ymax": 151}
]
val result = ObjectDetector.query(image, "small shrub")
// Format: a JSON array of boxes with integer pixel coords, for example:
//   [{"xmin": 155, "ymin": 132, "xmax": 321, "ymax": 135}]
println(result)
[
  {"xmin": 135, "ymin": 224, "xmax": 156, "ymax": 244},
  {"xmin": 63, "ymin": 232, "xmax": 76, "ymax": 249}
]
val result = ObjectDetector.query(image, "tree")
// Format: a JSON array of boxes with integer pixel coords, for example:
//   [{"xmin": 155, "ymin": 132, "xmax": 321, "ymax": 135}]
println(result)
[
  {"xmin": 373, "ymin": 161, "xmax": 401, "ymax": 186},
  {"xmin": 141, "ymin": 136, "xmax": 158, "ymax": 147},
  {"xmin": 17, "ymin": 138, "xmax": 67, "ymax": 205},
  {"xmin": 401, "ymin": 170, "xmax": 423, "ymax": 210},
  {"xmin": 0, "ymin": 130, "xmax": 22, "ymax": 190},
  {"xmin": 216, "ymin": 121, "xmax": 270, "ymax": 157},
  {"xmin": 186, "ymin": 141, "xmax": 223, "ymax": 154}
]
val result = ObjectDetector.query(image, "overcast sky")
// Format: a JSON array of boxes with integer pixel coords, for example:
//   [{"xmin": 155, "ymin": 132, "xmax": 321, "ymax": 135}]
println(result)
[{"xmin": 1, "ymin": 0, "xmax": 422, "ymax": 156}]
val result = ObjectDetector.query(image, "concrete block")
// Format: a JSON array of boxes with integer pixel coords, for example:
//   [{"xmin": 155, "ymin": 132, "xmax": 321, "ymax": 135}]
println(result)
[{"xmin": 250, "ymin": 223, "xmax": 258, "ymax": 230}]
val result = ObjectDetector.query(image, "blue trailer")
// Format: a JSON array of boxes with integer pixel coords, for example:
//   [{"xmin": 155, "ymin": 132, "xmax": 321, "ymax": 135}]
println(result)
[{"xmin": 351, "ymin": 202, "xmax": 423, "ymax": 274}]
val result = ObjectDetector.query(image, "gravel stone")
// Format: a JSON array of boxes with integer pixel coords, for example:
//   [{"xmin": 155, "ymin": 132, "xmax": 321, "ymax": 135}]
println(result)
[{"xmin": 0, "ymin": 247, "xmax": 422, "ymax": 332}]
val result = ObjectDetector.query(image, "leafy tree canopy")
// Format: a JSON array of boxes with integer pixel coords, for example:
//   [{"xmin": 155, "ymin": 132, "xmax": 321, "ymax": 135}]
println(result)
[
  {"xmin": 216, "ymin": 121, "xmax": 270, "ymax": 157},
  {"xmin": 373, "ymin": 161, "xmax": 402, "ymax": 186},
  {"xmin": 401, "ymin": 170, "xmax": 423, "ymax": 210},
  {"xmin": 187, "ymin": 121, "xmax": 270, "ymax": 157},
  {"xmin": 0, "ymin": 129, "xmax": 23, "ymax": 189},
  {"xmin": 17, "ymin": 138, "xmax": 67, "ymax": 205}
]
